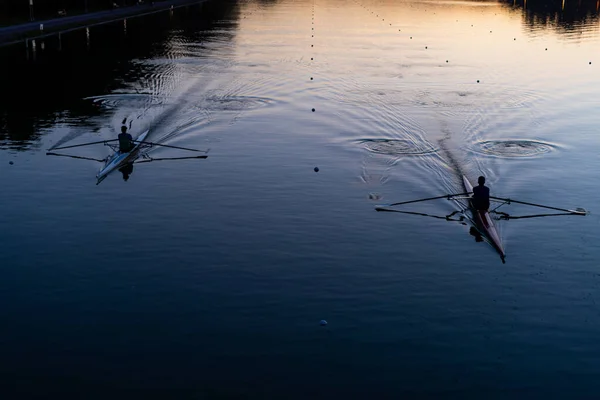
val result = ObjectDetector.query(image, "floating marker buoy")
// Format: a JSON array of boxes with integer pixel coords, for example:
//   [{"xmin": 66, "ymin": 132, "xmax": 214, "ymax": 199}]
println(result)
[
  {"xmin": 425, "ymin": 46, "xmax": 428, "ymax": 49},
  {"xmin": 446, "ymin": 60, "xmax": 448, "ymax": 63},
  {"xmin": 310, "ymin": 77, "xmax": 313, "ymax": 80},
  {"xmin": 477, "ymin": 80, "xmax": 480, "ymax": 83},
  {"xmin": 545, "ymin": 48, "xmax": 548, "ymax": 50},
  {"xmin": 314, "ymin": 167, "xmax": 319, "ymax": 172},
  {"xmin": 320, "ymin": 320, "xmax": 327, "ymax": 326},
  {"xmin": 9, "ymin": 161, "xmax": 14, "ymax": 165},
  {"xmin": 312, "ymin": 108, "xmax": 315, "ymax": 112},
  {"xmin": 410, "ymin": 37, "xmax": 412, "ymax": 39},
  {"xmin": 590, "ymin": 62, "xmax": 592, "ymax": 65},
  {"xmin": 311, "ymin": 58, "xmax": 313, "ymax": 60}
]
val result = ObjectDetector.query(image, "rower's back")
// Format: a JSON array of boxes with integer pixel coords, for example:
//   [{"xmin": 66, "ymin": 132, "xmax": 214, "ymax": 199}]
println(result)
[
  {"xmin": 472, "ymin": 176, "xmax": 490, "ymax": 210},
  {"xmin": 118, "ymin": 126, "xmax": 134, "ymax": 153}
]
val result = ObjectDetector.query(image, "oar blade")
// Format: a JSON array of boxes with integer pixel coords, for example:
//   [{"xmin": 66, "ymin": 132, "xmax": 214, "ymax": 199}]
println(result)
[{"xmin": 572, "ymin": 208, "xmax": 589, "ymax": 215}]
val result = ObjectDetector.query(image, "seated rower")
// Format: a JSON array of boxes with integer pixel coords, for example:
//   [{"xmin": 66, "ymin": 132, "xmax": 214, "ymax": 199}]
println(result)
[
  {"xmin": 118, "ymin": 126, "xmax": 135, "ymax": 153},
  {"xmin": 472, "ymin": 175, "xmax": 490, "ymax": 211}
]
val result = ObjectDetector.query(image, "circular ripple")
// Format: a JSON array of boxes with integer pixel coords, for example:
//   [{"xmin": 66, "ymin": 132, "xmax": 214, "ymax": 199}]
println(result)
[
  {"xmin": 205, "ymin": 95, "xmax": 275, "ymax": 111},
  {"xmin": 358, "ymin": 139, "xmax": 437, "ymax": 156},
  {"xmin": 84, "ymin": 94, "xmax": 161, "ymax": 109},
  {"xmin": 473, "ymin": 140, "xmax": 558, "ymax": 158}
]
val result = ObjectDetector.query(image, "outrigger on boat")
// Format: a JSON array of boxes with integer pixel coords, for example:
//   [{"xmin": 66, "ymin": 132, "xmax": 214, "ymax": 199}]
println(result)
[
  {"xmin": 46, "ymin": 128, "xmax": 209, "ymax": 184},
  {"xmin": 375, "ymin": 176, "xmax": 588, "ymax": 263}
]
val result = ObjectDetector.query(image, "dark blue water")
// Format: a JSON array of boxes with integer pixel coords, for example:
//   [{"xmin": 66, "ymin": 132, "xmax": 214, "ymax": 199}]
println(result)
[{"xmin": 2, "ymin": 0, "xmax": 600, "ymax": 397}]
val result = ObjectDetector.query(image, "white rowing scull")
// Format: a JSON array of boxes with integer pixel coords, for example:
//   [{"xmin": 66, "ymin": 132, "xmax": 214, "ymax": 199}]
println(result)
[
  {"xmin": 96, "ymin": 129, "xmax": 150, "ymax": 185},
  {"xmin": 46, "ymin": 128, "xmax": 209, "ymax": 184}
]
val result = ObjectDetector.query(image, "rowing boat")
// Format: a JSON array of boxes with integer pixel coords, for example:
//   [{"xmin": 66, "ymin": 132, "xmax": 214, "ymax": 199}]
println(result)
[
  {"xmin": 462, "ymin": 175, "xmax": 506, "ymax": 263},
  {"xmin": 96, "ymin": 130, "xmax": 149, "ymax": 184},
  {"xmin": 47, "ymin": 116, "xmax": 209, "ymax": 184},
  {"xmin": 374, "ymin": 177, "xmax": 587, "ymax": 263}
]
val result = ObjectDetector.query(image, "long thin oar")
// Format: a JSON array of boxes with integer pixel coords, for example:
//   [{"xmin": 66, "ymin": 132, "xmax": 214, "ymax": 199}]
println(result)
[
  {"xmin": 375, "ymin": 207, "xmax": 464, "ymax": 221},
  {"xmin": 135, "ymin": 155, "xmax": 208, "ymax": 163},
  {"xmin": 489, "ymin": 196, "xmax": 587, "ymax": 214},
  {"xmin": 46, "ymin": 152, "xmax": 106, "ymax": 162},
  {"xmin": 135, "ymin": 141, "xmax": 209, "ymax": 153},
  {"xmin": 50, "ymin": 139, "xmax": 118, "ymax": 151},
  {"xmin": 493, "ymin": 211, "xmax": 587, "ymax": 220},
  {"xmin": 386, "ymin": 192, "xmax": 471, "ymax": 207}
]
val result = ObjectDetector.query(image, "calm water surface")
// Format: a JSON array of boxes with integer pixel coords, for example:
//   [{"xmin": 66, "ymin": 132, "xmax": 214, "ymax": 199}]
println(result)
[{"xmin": 1, "ymin": 0, "xmax": 600, "ymax": 397}]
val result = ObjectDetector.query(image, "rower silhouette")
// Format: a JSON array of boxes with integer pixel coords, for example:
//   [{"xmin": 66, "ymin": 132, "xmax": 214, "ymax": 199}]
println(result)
[
  {"xmin": 119, "ymin": 162, "xmax": 134, "ymax": 181},
  {"xmin": 118, "ymin": 125, "xmax": 135, "ymax": 153},
  {"xmin": 469, "ymin": 176, "xmax": 490, "ymax": 243},
  {"xmin": 472, "ymin": 175, "xmax": 490, "ymax": 211}
]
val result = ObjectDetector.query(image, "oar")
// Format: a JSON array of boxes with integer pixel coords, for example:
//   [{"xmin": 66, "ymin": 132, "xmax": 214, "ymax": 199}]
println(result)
[
  {"xmin": 134, "ymin": 141, "xmax": 209, "ymax": 153},
  {"xmin": 50, "ymin": 139, "xmax": 118, "ymax": 151},
  {"xmin": 493, "ymin": 211, "xmax": 588, "ymax": 220},
  {"xmin": 46, "ymin": 152, "xmax": 106, "ymax": 162},
  {"xmin": 375, "ymin": 207, "xmax": 464, "ymax": 221},
  {"xmin": 135, "ymin": 155, "xmax": 208, "ymax": 163},
  {"xmin": 489, "ymin": 196, "xmax": 587, "ymax": 214},
  {"xmin": 385, "ymin": 192, "xmax": 471, "ymax": 207}
]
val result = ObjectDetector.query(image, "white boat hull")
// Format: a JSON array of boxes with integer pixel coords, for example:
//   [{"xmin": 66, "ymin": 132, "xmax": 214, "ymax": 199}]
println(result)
[{"xmin": 96, "ymin": 130, "xmax": 149, "ymax": 183}]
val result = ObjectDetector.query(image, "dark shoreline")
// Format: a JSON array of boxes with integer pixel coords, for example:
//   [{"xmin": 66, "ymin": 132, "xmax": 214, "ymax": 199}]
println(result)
[{"xmin": 0, "ymin": 0, "xmax": 207, "ymax": 47}]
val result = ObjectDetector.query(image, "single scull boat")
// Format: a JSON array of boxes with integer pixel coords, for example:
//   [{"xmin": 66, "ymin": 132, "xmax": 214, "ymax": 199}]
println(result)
[
  {"xmin": 46, "ymin": 120, "xmax": 209, "ymax": 184},
  {"xmin": 374, "ymin": 177, "xmax": 587, "ymax": 263},
  {"xmin": 96, "ymin": 130, "xmax": 149, "ymax": 184},
  {"xmin": 461, "ymin": 175, "xmax": 506, "ymax": 263}
]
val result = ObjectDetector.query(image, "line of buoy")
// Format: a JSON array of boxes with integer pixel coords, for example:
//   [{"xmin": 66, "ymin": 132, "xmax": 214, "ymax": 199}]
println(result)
[
  {"xmin": 354, "ymin": 0, "xmax": 593, "ymax": 69},
  {"xmin": 311, "ymin": 0, "xmax": 319, "ymax": 174}
]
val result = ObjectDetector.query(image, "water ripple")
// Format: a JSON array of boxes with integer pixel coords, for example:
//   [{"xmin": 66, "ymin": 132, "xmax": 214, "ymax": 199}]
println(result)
[
  {"xmin": 357, "ymin": 138, "xmax": 438, "ymax": 156},
  {"xmin": 204, "ymin": 95, "xmax": 276, "ymax": 111},
  {"xmin": 471, "ymin": 139, "xmax": 559, "ymax": 158},
  {"xmin": 84, "ymin": 94, "xmax": 165, "ymax": 109}
]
